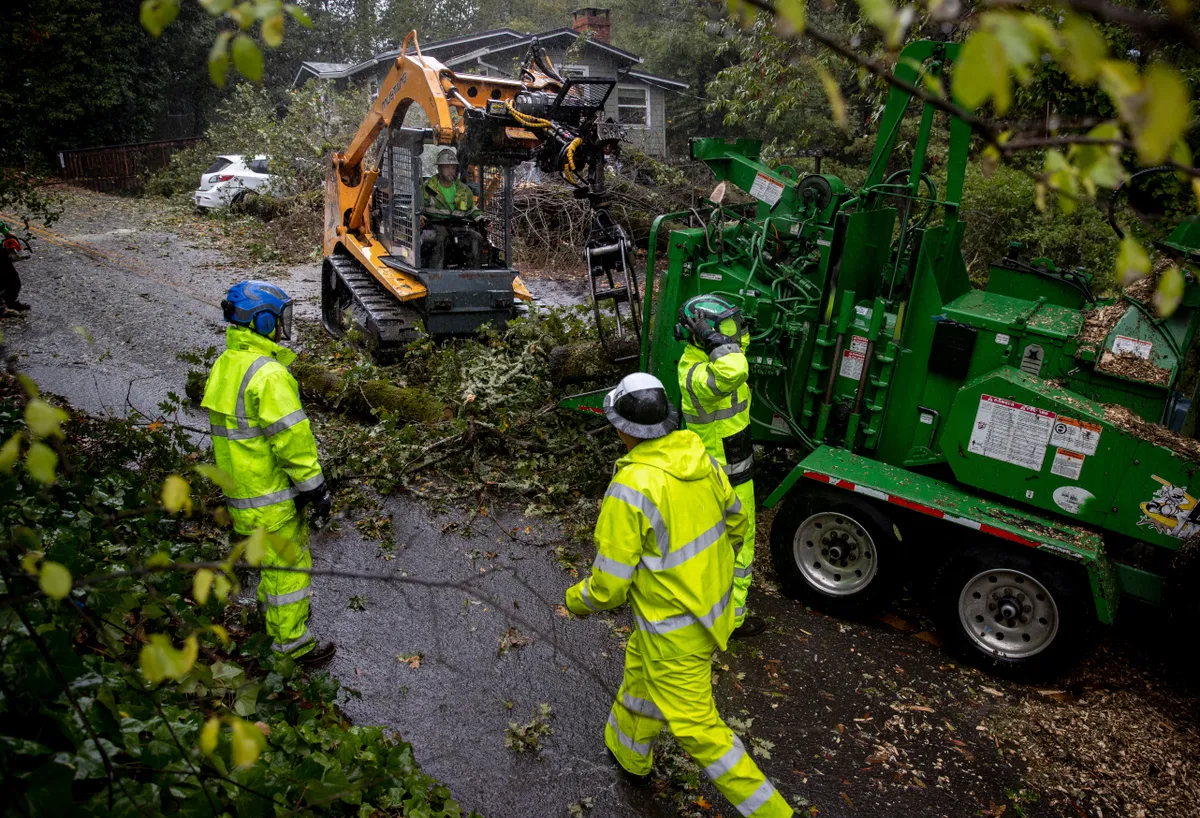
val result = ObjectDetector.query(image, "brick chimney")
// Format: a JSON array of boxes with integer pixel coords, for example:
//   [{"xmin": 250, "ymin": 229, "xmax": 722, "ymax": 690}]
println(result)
[{"xmin": 570, "ymin": 7, "xmax": 611, "ymax": 44}]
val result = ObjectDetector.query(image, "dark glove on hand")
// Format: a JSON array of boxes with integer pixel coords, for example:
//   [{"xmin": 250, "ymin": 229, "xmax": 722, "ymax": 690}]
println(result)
[
  {"xmin": 685, "ymin": 311, "xmax": 734, "ymax": 354},
  {"xmin": 296, "ymin": 482, "xmax": 333, "ymax": 523}
]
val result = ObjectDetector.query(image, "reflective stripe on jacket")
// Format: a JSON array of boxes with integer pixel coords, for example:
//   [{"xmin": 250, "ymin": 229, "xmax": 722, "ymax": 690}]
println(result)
[
  {"xmin": 678, "ymin": 331, "xmax": 754, "ymax": 485},
  {"xmin": 421, "ymin": 176, "xmax": 477, "ymax": 214},
  {"xmin": 565, "ymin": 430, "xmax": 747, "ymax": 659},
  {"xmin": 202, "ymin": 326, "xmax": 324, "ymax": 534}
]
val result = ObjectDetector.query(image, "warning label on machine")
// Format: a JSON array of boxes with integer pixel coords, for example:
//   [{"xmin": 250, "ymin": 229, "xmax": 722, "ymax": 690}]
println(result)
[
  {"xmin": 1050, "ymin": 448, "xmax": 1085, "ymax": 479},
  {"xmin": 838, "ymin": 337, "xmax": 868, "ymax": 380},
  {"xmin": 749, "ymin": 172, "xmax": 785, "ymax": 207},
  {"xmin": 1049, "ymin": 415, "xmax": 1102, "ymax": 456},
  {"xmin": 840, "ymin": 350, "xmax": 865, "ymax": 380},
  {"xmin": 1112, "ymin": 335, "xmax": 1153, "ymax": 359},
  {"xmin": 967, "ymin": 395, "xmax": 1056, "ymax": 471}
]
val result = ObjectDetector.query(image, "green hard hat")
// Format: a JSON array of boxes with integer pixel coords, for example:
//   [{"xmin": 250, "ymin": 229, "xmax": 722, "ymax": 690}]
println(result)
[{"xmin": 675, "ymin": 293, "xmax": 745, "ymax": 343}]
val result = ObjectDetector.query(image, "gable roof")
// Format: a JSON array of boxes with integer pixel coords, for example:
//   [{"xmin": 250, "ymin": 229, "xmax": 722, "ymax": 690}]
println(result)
[{"xmin": 293, "ymin": 26, "xmax": 686, "ymax": 90}]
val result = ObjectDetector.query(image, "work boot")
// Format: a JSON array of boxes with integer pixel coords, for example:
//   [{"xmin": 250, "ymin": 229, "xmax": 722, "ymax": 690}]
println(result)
[
  {"xmin": 606, "ymin": 748, "xmax": 651, "ymax": 785},
  {"xmin": 1, "ymin": 300, "xmax": 30, "ymax": 313},
  {"xmin": 732, "ymin": 616, "xmax": 766, "ymax": 638},
  {"xmin": 297, "ymin": 642, "xmax": 337, "ymax": 669}
]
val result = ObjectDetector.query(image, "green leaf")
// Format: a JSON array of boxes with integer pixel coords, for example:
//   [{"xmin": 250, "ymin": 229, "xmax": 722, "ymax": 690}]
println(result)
[
  {"xmin": 814, "ymin": 64, "xmax": 846, "ymax": 128},
  {"xmin": 284, "ymin": 3, "xmax": 312, "ymax": 27},
  {"xmin": 39, "ymin": 561, "xmax": 72, "ymax": 599},
  {"xmin": 261, "ymin": 13, "xmax": 284, "ymax": 47},
  {"xmin": 1116, "ymin": 236, "xmax": 1151, "ymax": 286},
  {"xmin": 213, "ymin": 573, "xmax": 233, "ymax": 602},
  {"xmin": 193, "ymin": 462, "xmax": 235, "ymax": 492},
  {"xmin": 776, "ymin": 0, "xmax": 805, "ymax": 33},
  {"xmin": 199, "ymin": 716, "xmax": 220, "ymax": 754},
  {"xmin": 1156, "ymin": 267, "xmax": 1186, "ymax": 317},
  {"xmin": 232, "ymin": 33, "xmax": 264, "ymax": 82},
  {"xmin": 209, "ymin": 31, "xmax": 233, "ymax": 87},
  {"xmin": 20, "ymin": 550, "xmax": 43, "ymax": 575},
  {"xmin": 242, "ymin": 529, "xmax": 267, "ymax": 565},
  {"xmin": 0, "ymin": 433, "xmax": 21, "ymax": 473},
  {"xmin": 139, "ymin": 634, "xmax": 199, "ymax": 684},
  {"xmin": 1059, "ymin": 14, "xmax": 1107, "ymax": 83},
  {"xmin": 953, "ymin": 30, "xmax": 1010, "ymax": 113},
  {"xmin": 229, "ymin": 716, "xmax": 267, "ymax": 767},
  {"xmin": 25, "ymin": 442, "xmax": 58, "ymax": 485},
  {"xmin": 1132, "ymin": 64, "xmax": 1192, "ymax": 165},
  {"xmin": 207, "ymin": 624, "xmax": 231, "ymax": 645},
  {"xmin": 162, "ymin": 475, "xmax": 192, "ymax": 514},
  {"xmin": 194, "ymin": 569, "xmax": 215, "ymax": 605},
  {"xmin": 140, "ymin": 0, "xmax": 180, "ymax": 37},
  {"xmin": 17, "ymin": 375, "xmax": 39, "ymax": 398},
  {"xmin": 199, "ymin": 0, "xmax": 234, "ymax": 13},
  {"xmin": 25, "ymin": 399, "xmax": 68, "ymax": 439}
]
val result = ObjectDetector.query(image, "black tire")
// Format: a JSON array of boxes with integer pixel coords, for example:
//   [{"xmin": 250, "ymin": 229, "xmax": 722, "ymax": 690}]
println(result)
[
  {"xmin": 769, "ymin": 487, "xmax": 900, "ymax": 616},
  {"xmin": 933, "ymin": 544, "xmax": 1092, "ymax": 680}
]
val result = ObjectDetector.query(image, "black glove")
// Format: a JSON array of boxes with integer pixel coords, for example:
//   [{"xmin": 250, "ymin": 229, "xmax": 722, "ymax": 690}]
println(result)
[
  {"xmin": 685, "ymin": 311, "xmax": 734, "ymax": 354},
  {"xmin": 295, "ymin": 482, "xmax": 332, "ymax": 523}
]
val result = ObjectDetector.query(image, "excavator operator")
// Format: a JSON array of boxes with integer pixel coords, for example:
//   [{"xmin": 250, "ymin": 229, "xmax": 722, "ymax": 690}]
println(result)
[{"xmin": 420, "ymin": 147, "xmax": 487, "ymax": 270}]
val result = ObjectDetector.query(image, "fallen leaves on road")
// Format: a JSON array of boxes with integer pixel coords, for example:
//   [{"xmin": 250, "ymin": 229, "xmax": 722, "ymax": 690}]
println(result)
[
  {"xmin": 396, "ymin": 652, "xmax": 423, "ymax": 669},
  {"xmin": 498, "ymin": 627, "xmax": 532, "ymax": 655}
]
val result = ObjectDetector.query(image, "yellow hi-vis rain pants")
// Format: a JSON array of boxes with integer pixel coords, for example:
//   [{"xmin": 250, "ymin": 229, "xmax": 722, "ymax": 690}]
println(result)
[
  {"xmin": 255, "ymin": 515, "xmax": 314, "ymax": 657},
  {"xmin": 606, "ymin": 633, "xmax": 793, "ymax": 817}
]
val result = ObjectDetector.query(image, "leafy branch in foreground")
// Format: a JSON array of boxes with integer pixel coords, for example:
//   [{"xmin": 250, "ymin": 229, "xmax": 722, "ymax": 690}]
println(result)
[
  {"xmin": 722, "ymin": 0, "xmax": 1199, "ymax": 313},
  {"xmin": 0, "ymin": 373, "xmax": 475, "ymax": 817}
]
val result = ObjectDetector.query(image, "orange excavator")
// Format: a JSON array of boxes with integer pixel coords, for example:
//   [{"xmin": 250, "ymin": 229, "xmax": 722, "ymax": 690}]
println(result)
[{"xmin": 323, "ymin": 31, "xmax": 640, "ymax": 358}]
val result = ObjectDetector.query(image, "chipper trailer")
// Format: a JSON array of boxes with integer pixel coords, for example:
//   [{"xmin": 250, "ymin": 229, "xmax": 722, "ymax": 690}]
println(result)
[{"xmin": 564, "ymin": 41, "xmax": 1200, "ymax": 676}]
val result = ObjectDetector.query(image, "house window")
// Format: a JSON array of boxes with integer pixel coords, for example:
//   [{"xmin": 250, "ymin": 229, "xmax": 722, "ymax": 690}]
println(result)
[
  {"xmin": 617, "ymin": 86, "xmax": 649, "ymax": 128},
  {"xmin": 563, "ymin": 64, "xmax": 589, "ymax": 78}
]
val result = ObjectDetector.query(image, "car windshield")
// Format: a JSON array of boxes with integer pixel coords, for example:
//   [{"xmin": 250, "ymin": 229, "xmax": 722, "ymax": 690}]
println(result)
[{"xmin": 205, "ymin": 158, "xmax": 234, "ymax": 174}]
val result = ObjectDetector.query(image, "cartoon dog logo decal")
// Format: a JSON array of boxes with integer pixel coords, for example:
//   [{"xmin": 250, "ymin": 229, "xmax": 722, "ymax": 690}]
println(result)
[{"xmin": 1138, "ymin": 475, "xmax": 1200, "ymax": 539}]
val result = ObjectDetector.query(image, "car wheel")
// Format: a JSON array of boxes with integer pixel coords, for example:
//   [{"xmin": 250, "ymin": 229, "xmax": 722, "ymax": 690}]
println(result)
[
  {"xmin": 769, "ymin": 487, "xmax": 900, "ymax": 616},
  {"xmin": 934, "ymin": 544, "xmax": 1091, "ymax": 679}
]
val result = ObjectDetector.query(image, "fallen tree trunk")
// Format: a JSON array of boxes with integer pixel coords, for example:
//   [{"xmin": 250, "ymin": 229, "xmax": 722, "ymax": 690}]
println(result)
[
  {"xmin": 186, "ymin": 363, "xmax": 444, "ymax": 424},
  {"xmin": 290, "ymin": 362, "xmax": 444, "ymax": 422},
  {"xmin": 547, "ymin": 340, "xmax": 638, "ymax": 386}
]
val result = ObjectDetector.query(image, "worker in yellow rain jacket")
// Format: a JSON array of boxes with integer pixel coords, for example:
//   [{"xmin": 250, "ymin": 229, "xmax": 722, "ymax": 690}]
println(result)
[
  {"xmin": 202, "ymin": 281, "xmax": 336, "ymax": 667},
  {"xmin": 676, "ymin": 294, "xmax": 763, "ymax": 637},
  {"xmin": 565, "ymin": 373, "xmax": 792, "ymax": 818}
]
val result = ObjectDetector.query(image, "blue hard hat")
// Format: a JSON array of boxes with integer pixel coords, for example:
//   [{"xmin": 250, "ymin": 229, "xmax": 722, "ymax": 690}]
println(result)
[{"xmin": 222, "ymin": 280, "xmax": 294, "ymax": 340}]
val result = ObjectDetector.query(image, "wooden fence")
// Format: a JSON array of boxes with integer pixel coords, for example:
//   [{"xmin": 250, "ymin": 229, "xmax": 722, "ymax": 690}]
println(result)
[{"xmin": 57, "ymin": 137, "xmax": 205, "ymax": 193}]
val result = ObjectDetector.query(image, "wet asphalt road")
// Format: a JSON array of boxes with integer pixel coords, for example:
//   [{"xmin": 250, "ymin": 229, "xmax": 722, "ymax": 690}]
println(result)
[{"xmin": 6, "ymin": 190, "xmax": 1181, "ymax": 818}]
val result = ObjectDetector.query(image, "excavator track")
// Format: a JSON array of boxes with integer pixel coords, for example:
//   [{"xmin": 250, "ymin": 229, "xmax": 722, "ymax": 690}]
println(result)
[{"xmin": 321, "ymin": 253, "xmax": 423, "ymax": 361}]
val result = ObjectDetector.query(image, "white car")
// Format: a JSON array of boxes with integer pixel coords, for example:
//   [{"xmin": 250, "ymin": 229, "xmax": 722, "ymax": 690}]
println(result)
[{"xmin": 192, "ymin": 155, "xmax": 276, "ymax": 209}]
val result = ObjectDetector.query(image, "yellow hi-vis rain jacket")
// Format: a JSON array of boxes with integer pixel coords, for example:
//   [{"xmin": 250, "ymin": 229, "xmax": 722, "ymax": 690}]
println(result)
[
  {"xmin": 679, "ymin": 328, "xmax": 756, "ymax": 626},
  {"xmin": 565, "ymin": 430, "xmax": 792, "ymax": 817},
  {"xmin": 202, "ymin": 326, "xmax": 324, "ymax": 656}
]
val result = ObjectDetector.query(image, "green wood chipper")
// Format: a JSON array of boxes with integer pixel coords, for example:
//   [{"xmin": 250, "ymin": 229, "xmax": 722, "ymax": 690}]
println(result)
[{"xmin": 563, "ymin": 40, "xmax": 1200, "ymax": 676}]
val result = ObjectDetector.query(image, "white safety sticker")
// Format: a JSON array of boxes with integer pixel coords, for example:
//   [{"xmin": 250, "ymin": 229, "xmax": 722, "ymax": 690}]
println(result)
[
  {"xmin": 1049, "ymin": 416, "xmax": 1102, "ymax": 456},
  {"xmin": 855, "ymin": 305, "xmax": 872, "ymax": 317},
  {"xmin": 919, "ymin": 413, "xmax": 934, "ymax": 425},
  {"xmin": 1053, "ymin": 485, "xmax": 1094, "ymax": 515},
  {"xmin": 699, "ymin": 272, "xmax": 722, "ymax": 281},
  {"xmin": 849, "ymin": 335, "xmax": 869, "ymax": 353},
  {"xmin": 749, "ymin": 172, "xmax": 785, "ymax": 207},
  {"xmin": 1112, "ymin": 335, "xmax": 1153, "ymax": 359},
  {"xmin": 840, "ymin": 350, "xmax": 865, "ymax": 380},
  {"xmin": 770, "ymin": 413, "xmax": 791, "ymax": 435},
  {"xmin": 1050, "ymin": 448, "xmax": 1085, "ymax": 480},
  {"xmin": 967, "ymin": 395, "xmax": 1056, "ymax": 471},
  {"xmin": 995, "ymin": 333, "xmax": 1010, "ymax": 345}
]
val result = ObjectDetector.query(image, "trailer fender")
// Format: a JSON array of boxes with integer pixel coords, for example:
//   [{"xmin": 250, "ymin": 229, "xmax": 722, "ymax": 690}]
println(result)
[{"xmin": 766, "ymin": 446, "xmax": 1120, "ymax": 623}]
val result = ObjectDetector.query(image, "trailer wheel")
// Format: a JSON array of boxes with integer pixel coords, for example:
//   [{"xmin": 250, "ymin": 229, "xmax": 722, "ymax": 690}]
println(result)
[
  {"xmin": 935, "ymin": 545, "xmax": 1090, "ymax": 678},
  {"xmin": 769, "ymin": 487, "xmax": 899, "ymax": 615}
]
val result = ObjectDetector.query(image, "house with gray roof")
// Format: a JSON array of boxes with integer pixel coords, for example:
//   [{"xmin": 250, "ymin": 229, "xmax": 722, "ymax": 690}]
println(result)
[{"xmin": 292, "ymin": 8, "xmax": 687, "ymax": 157}]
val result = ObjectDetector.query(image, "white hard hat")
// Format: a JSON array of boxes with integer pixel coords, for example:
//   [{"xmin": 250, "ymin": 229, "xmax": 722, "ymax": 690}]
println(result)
[{"xmin": 603, "ymin": 372, "xmax": 679, "ymax": 439}]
